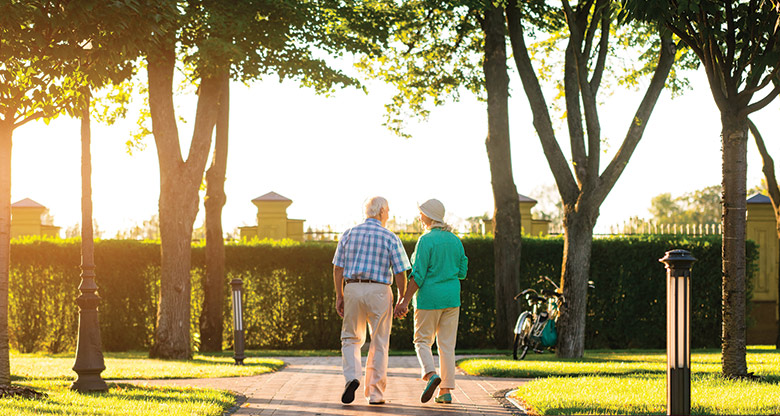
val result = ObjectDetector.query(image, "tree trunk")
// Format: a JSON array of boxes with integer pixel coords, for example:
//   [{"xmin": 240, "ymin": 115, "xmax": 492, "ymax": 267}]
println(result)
[
  {"xmin": 0, "ymin": 122, "xmax": 12, "ymax": 385},
  {"xmin": 200, "ymin": 72, "xmax": 229, "ymax": 352},
  {"xmin": 147, "ymin": 41, "xmax": 221, "ymax": 359},
  {"xmin": 556, "ymin": 206, "xmax": 595, "ymax": 358},
  {"xmin": 482, "ymin": 4, "xmax": 522, "ymax": 349},
  {"xmin": 721, "ymin": 112, "xmax": 749, "ymax": 377}
]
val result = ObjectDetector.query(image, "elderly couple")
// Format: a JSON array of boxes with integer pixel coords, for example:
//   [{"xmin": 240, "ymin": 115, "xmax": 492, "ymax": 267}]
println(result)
[{"xmin": 332, "ymin": 196, "xmax": 468, "ymax": 406}]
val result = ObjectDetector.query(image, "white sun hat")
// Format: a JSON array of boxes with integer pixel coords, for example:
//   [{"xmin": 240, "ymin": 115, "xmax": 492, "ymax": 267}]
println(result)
[{"xmin": 418, "ymin": 199, "xmax": 446, "ymax": 223}]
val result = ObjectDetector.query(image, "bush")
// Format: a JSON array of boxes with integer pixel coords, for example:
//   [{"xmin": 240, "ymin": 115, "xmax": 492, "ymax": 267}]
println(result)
[{"xmin": 7, "ymin": 234, "xmax": 756, "ymax": 352}]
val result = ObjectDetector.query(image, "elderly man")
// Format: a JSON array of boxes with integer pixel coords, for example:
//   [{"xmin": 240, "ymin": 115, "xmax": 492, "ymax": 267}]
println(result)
[{"xmin": 333, "ymin": 196, "xmax": 410, "ymax": 405}]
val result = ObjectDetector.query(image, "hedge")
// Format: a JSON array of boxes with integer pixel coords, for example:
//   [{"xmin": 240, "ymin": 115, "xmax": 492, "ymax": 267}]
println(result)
[{"xmin": 7, "ymin": 234, "xmax": 756, "ymax": 353}]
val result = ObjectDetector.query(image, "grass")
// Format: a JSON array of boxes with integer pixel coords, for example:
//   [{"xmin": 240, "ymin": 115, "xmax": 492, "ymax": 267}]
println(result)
[
  {"xmin": 1, "ymin": 380, "xmax": 235, "ymax": 416},
  {"xmin": 11, "ymin": 351, "xmax": 284, "ymax": 380},
  {"xmin": 458, "ymin": 346, "xmax": 780, "ymax": 415},
  {"xmin": 4, "ymin": 350, "xmax": 287, "ymax": 415}
]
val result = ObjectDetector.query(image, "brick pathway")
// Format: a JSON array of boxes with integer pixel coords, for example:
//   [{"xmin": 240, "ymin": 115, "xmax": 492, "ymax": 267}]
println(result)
[{"xmin": 124, "ymin": 356, "xmax": 530, "ymax": 416}]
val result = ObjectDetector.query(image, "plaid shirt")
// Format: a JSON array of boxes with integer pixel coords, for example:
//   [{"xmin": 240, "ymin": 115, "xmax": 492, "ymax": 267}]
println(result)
[{"xmin": 333, "ymin": 218, "xmax": 411, "ymax": 284}]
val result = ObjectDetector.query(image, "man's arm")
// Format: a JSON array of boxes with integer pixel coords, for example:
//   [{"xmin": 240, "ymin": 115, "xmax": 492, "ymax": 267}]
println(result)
[
  {"xmin": 334, "ymin": 265, "xmax": 345, "ymax": 318},
  {"xmin": 394, "ymin": 275, "xmax": 418, "ymax": 318}
]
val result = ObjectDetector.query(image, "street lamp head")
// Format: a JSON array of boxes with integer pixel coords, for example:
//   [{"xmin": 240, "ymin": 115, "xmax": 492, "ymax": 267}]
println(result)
[{"xmin": 659, "ymin": 249, "xmax": 697, "ymax": 275}]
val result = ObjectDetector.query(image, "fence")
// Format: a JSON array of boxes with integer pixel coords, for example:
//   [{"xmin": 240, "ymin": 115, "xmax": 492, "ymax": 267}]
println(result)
[{"xmin": 608, "ymin": 222, "xmax": 723, "ymax": 236}]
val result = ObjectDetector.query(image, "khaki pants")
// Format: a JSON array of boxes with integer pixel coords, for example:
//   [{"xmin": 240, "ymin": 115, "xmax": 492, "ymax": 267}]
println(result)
[
  {"xmin": 413, "ymin": 307, "xmax": 459, "ymax": 389},
  {"xmin": 341, "ymin": 283, "xmax": 393, "ymax": 402}
]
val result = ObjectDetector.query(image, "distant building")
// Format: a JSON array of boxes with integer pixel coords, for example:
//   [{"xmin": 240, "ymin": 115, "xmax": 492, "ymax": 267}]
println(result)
[
  {"xmin": 746, "ymin": 193, "xmax": 779, "ymax": 344},
  {"xmin": 239, "ymin": 192, "xmax": 305, "ymax": 242},
  {"xmin": 11, "ymin": 198, "xmax": 60, "ymax": 239},
  {"xmin": 483, "ymin": 194, "xmax": 550, "ymax": 236},
  {"xmin": 518, "ymin": 194, "xmax": 551, "ymax": 236}
]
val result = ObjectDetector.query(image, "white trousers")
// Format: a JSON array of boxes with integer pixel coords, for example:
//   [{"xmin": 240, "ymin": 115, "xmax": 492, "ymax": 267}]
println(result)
[
  {"xmin": 413, "ymin": 307, "xmax": 460, "ymax": 389},
  {"xmin": 341, "ymin": 282, "xmax": 393, "ymax": 402}
]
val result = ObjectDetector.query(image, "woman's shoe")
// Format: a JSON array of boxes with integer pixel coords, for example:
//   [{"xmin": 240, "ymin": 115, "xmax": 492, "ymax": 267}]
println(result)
[
  {"xmin": 420, "ymin": 375, "xmax": 441, "ymax": 403},
  {"xmin": 434, "ymin": 393, "xmax": 452, "ymax": 404}
]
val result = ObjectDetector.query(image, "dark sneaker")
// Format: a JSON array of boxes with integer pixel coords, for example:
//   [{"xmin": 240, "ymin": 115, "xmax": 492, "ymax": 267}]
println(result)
[{"xmin": 341, "ymin": 379, "xmax": 360, "ymax": 404}]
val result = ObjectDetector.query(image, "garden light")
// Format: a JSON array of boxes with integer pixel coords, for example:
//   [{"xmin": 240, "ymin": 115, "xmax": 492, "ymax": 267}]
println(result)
[
  {"xmin": 231, "ymin": 278, "xmax": 246, "ymax": 365},
  {"xmin": 659, "ymin": 249, "xmax": 696, "ymax": 416}
]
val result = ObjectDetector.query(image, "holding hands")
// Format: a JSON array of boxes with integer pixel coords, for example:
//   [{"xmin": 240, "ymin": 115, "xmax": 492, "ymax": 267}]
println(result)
[{"xmin": 394, "ymin": 299, "xmax": 409, "ymax": 319}]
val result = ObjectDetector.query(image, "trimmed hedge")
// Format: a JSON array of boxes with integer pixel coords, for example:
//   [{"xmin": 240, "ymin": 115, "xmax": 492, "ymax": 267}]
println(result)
[{"xmin": 7, "ymin": 235, "xmax": 756, "ymax": 352}]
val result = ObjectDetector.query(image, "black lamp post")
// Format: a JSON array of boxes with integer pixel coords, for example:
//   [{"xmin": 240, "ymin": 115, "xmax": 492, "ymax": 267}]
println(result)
[
  {"xmin": 231, "ymin": 278, "xmax": 246, "ymax": 365},
  {"xmin": 659, "ymin": 249, "xmax": 696, "ymax": 416},
  {"xmin": 71, "ymin": 85, "xmax": 108, "ymax": 392}
]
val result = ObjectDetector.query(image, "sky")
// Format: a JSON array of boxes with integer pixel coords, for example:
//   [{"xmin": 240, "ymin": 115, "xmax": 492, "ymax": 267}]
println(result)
[{"xmin": 10, "ymin": 62, "xmax": 780, "ymax": 238}]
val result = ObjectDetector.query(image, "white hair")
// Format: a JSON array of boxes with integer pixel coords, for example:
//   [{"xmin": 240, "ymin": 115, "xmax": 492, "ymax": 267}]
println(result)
[{"xmin": 364, "ymin": 196, "xmax": 388, "ymax": 218}]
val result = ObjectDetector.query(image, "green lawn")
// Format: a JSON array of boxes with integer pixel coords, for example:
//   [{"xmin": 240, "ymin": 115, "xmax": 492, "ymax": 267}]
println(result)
[
  {"xmin": 2, "ymin": 380, "xmax": 235, "ymax": 416},
  {"xmin": 458, "ymin": 346, "xmax": 780, "ymax": 415},
  {"xmin": 11, "ymin": 351, "xmax": 284, "ymax": 380},
  {"xmin": 4, "ymin": 351, "xmax": 286, "ymax": 416}
]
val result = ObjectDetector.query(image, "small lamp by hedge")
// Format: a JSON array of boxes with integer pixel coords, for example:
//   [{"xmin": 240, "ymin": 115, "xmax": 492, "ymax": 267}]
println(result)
[
  {"xmin": 231, "ymin": 278, "xmax": 246, "ymax": 365},
  {"xmin": 659, "ymin": 249, "xmax": 696, "ymax": 416}
]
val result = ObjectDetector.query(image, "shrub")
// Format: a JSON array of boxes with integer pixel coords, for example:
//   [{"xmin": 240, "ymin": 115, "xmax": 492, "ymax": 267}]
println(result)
[{"xmin": 7, "ymin": 234, "xmax": 755, "ymax": 352}]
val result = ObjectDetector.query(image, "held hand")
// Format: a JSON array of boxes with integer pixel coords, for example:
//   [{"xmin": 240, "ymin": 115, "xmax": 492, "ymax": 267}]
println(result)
[
  {"xmin": 336, "ymin": 296, "xmax": 344, "ymax": 318},
  {"xmin": 393, "ymin": 301, "xmax": 408, "ymax": 319}
]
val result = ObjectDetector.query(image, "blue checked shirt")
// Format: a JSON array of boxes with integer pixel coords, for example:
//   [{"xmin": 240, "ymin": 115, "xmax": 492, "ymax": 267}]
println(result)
[{"xmin": 333, "ymin": 218, "xmax": 411, "ymax": 284}]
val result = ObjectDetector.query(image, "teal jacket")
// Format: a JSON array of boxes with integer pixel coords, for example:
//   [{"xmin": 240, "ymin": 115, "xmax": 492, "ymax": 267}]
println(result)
[{"xmin": 410, "ymin": 228, "xmax": 468, "ymax": 310}]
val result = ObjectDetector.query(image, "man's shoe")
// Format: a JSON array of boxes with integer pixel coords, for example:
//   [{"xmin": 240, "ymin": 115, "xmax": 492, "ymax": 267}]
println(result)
[
  {"xmin": 341, "ymin": 379, "xmax": 360, "ymax": 404},
  {"xmin": 434, "ymin": 393, "xmax": 452, "ymax": 404},
  {"xmin": 368, "ymin": 400, "xmax": 385, "ymax": 405},
  {"xmin": 420, "ymin": 374, "xmax": 441, "ymax": 403}
]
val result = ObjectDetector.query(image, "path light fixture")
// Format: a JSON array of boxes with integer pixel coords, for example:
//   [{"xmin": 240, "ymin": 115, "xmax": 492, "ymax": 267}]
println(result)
[
  {"xmin": 231, "ymin": 278, "xmax": 246, "ymax": 365},
  {"xmin": 659, "ymin": 249, "xmax": 696, "ymax": 416}
]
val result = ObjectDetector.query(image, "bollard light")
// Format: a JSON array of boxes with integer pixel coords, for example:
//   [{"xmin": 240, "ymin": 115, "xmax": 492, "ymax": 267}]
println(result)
[
  {"xmin": 231, "ymin": 278, "xmax": 246, "ymax": 365},
  {"xmin": 659, "ymin": 249, "xmax": 697, "ymax": 416}
]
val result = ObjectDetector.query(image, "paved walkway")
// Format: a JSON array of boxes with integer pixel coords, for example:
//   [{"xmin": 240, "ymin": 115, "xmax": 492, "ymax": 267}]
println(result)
[{"xmin": 124, "ymin": 356, "xmax": 530, "ymax": 416}]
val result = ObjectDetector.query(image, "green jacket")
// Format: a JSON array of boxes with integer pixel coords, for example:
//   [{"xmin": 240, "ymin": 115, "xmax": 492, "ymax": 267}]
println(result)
[{"xmin": 410, "ymin": 228, "xmax": 468, "ymax": 310}]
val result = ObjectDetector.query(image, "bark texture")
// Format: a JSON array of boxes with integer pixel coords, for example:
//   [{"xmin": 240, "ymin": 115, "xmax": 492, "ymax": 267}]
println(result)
[
  {"xmin": 0, "ymin": 123, "xmax": 12, "ymax": 385},
  {"xmin": 147, "ymin": 42, "xmax": 221, "ymax": 359},
  {"xmin": 200, "ymin": 72, "xmax": 230, "ymax": 352},
  {"xmin": 721, "ymin": 112, "xmax": 749, "ymax": 376},
  {"xmin": 481, "ymin": 3, "xmax": 522, "ymax": 349}
]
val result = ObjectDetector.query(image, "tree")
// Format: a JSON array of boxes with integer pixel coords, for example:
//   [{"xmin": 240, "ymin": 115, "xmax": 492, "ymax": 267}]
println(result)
[
  {"xmin": 623, "ymin": 0, "xmax": 780, "ymax": 378},
  {"xmin": 0, "ymin": 0, "xmax": 86, "ymax": 387},
  {"xmin": 358, "ymin": 0, "xmax": 527, "ymax": 348},
  {"xmin": 649, "ymin": 185, "xmax": 721, "ymax": 225},
  {"xmin": 505, "ymin": 0, "xmax": 678, "ymax": 357},
  {"xmin": 482, "ymin": 2, "xmax": 524, "ymax": 349},
  {"xmin": 361, "ymin": 1, "xmax": 679, "ymax": 351},
  {"xmin": 0, "ymin": 0, "xmax": 171, "ymax": 389},
  {"xmin": 145, "ymin": 0, "xmax": 390, "ymax": 358},
  {"xmin": 200, "ymin": 71, "xmax": 228, "ymax": 352},
  {"xmin": 748, "ymin": 119, "xmax": 780, "ymax": 349}
]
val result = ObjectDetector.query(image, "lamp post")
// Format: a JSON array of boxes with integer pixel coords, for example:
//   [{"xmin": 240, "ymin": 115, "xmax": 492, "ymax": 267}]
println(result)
[
  {"xmin": 659, "ymin": 249, "xmax": 696, "ymax": 416},
  {"xmin": 231, "ymin": 278, "xmax": 246, "ymax": 365},
  {"xmin": 71, "ymin": 82, "xmax": 108, "ymax": 392}
]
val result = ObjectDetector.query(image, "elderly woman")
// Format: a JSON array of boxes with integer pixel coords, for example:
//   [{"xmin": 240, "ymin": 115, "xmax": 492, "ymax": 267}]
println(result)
[{"xmin": 394, "ymin": 199, "xmax": 468, "ymax": 404}]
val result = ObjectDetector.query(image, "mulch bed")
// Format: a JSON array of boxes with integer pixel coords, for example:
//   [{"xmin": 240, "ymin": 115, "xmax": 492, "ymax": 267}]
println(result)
[{"xmin": 0, "ymin": 385, "xmax": 47, "ymax": 399}]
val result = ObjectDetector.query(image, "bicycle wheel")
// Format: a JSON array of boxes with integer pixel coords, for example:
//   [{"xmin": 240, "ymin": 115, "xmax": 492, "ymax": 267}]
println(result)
[{"xmin": 512, "ymin": 311, "xmax": 533, "ymax": 360}]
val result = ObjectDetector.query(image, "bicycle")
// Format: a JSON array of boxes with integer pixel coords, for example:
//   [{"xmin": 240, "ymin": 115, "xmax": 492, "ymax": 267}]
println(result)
[{"xmin": 512, "ymin": 275, "xmax": 564, "ymax": 360}]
